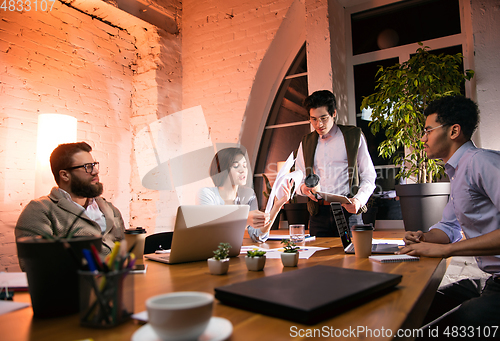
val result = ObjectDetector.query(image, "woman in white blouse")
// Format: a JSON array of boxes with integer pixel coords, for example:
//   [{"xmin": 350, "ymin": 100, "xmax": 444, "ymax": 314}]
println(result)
[{"xmin": 198, "ymin": 147, "xmax": 292, "ymax": 242}]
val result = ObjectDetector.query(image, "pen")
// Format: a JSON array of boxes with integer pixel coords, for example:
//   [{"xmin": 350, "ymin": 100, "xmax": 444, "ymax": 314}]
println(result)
[
  {"xmin": 90, "ymin": 244, "xmax": 103, "ymax": 271},
  {"xmin": 82, "ymin": 249, "xmax": 97, "ymax": 272},
  {"xmin": 107, "ymin": 241, "xmax": 121, "ymax": 269}
]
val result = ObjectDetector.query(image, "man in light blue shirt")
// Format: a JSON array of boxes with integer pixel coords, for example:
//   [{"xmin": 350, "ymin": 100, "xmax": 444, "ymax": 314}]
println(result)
[{"xmin": 399, "ymin": 96, "xmax": 500, "ymax": 337}]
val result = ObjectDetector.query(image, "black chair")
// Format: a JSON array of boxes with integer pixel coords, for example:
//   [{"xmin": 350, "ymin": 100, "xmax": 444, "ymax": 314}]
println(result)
[{"xmin": 143, "ymin": 232, "xmax": 174, "ymax": 255}]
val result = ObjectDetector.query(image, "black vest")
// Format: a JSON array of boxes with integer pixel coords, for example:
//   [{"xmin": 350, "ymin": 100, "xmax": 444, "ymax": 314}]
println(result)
[{"xmin": 301, "ymin": 124, "xmax": 362, "ymax": 216}]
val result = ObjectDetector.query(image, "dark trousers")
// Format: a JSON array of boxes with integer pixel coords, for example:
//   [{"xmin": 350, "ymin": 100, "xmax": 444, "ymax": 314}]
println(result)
[
  {"xmin": 309, "ymin": 204, "xmax": 363, "ymax": 237},
  {"xmin": 418, "ymin": 277, "xmax": 500, "ymax": 340}
]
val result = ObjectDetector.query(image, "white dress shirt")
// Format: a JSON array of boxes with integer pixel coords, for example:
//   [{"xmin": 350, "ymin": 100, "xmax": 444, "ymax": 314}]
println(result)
[
  {"xmin": 295, "ymin": 124, "xmax": 377, "ymax": 206},
  {"xmin": 58, "ymin": 188, "xmax": 107, "ymax": 233}
]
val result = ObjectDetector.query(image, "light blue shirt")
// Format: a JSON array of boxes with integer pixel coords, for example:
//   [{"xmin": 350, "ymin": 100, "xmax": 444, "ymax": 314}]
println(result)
[
  {"xmin": 197, "ymin": 187, "xmax": 269, "ymax": 243},
  {"xmin": 430, "ymin": 141, "xmax": 500, "ymax": 274}
]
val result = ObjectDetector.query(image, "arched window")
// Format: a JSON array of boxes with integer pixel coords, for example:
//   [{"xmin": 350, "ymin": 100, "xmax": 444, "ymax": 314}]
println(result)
[{"xmin": 253, "ymin": 44, "xmax": 309, "ymax": 209}]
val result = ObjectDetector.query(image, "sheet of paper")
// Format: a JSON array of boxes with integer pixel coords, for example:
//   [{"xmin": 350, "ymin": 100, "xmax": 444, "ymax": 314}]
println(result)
[
  {"xmin": 240, "ymin": 245, "xmax": 328, "ymax": 259},
  {"xmin": 0, "ymin": 301, "xmax": 30, "ymax": 316},
  {"xmin": 131, "ymin": 310, "xmax": 148, "ymax": 322},
  {"xmin": 266, "ymin": 235, "xmax": 316, "ymax": 242},
  {"xmin": 0, "ymin": 272, "xmax": 28, "ymax": 289},
  {"xmin": 372, "ymin": 239, "xmax": 405, "ymax": 246},
  {"xmin": 265, "ymin": 152, "xmax": 303, "ymax": 213}
]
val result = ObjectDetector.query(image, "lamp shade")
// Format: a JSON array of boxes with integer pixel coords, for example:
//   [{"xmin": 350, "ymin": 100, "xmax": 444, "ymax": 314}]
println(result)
[{"xmin": 35, "ymin": 114, "xmax": 77, "ymax": 198}]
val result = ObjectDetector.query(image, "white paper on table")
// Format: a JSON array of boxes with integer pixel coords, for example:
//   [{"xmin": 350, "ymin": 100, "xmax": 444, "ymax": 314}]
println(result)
[
  {"xmin": 240, "ymin": 245, "xmax": 328, "ymax": 259},
  {"xmin": 372, "ymin": 239, "xmax": 405, "ymax": 246},
  {"xmin": 264, "ymin": 152, "xmax": 303, "ymax": 214},
  {"xmin": 0, "ymin": 301, "xmax": 30, "ymax": 316}
]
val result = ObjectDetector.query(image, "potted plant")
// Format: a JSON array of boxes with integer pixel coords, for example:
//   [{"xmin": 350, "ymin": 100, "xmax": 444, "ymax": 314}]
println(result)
[
  {"xmin": 280, "ymin": 239, "xmax": 299, "ymax": 267},
  {"xmin": 16, "ymin": 217, "xmax": 102, "ymax": 318},
  {"xmin": 361, "ymin": 43, "xmax": 474, "ymax": 231},
  {"xmin": 207, "ymin": 242, "xmax": 231, "ymax": 275},
  {"xmin": 245, "ymin": 249, "xmax": 267, "ymax": 271}
]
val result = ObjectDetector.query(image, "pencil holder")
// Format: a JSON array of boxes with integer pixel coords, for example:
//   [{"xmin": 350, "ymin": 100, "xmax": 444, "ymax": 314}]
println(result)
[{"xmin": 78, "ymin": 269, "xmax": 134, "ymax": 328}]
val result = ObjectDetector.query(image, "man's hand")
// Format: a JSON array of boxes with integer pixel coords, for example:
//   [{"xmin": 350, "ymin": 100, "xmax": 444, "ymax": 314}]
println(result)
[
  {"xmin": 342, "ymin": 197, "xmax": 361, "ymax": 214},
  {"xmin": 301, "ymin": 183, "xmax": 318, "ymax": 202},
  {"xmin": 247, "ymin": 210, "xmax": 270, "ymax": 229},
  {"xmin": 403, "ymin": 230, "xmax": 426, "ymax": 245},
  {"xmin": 397, "ymin": 242, "xmax": 451, "ymax": 258}
]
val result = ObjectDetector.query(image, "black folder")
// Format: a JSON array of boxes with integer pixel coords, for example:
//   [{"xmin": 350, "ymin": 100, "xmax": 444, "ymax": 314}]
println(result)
[{"xmin": 214, "ymin": 265, "xmax": 402, "ymax": 325}]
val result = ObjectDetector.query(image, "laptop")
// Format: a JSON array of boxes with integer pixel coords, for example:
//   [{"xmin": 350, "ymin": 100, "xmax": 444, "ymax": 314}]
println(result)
[
  {"xmin": 145, "ymin": 205, "xmax": 249, "ymax": 264},
  {"xmin": 330, "ymin": 202, "xmax": 402, "ymax": 254},
  {"xmin": 214, "ymin": 265, "xmax": 402, "ymax": 324}
]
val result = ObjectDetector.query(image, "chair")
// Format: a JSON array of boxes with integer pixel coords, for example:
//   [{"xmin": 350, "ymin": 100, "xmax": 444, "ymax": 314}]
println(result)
[{"xmin": 143, "ymin": 232, "xmax": 174, "ymax": 255}]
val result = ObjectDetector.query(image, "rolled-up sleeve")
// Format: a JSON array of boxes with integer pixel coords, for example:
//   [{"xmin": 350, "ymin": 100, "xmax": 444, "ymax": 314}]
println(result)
[{"xmin": 429, "ymin": 200, "xmax": 463, "ymax": 243}]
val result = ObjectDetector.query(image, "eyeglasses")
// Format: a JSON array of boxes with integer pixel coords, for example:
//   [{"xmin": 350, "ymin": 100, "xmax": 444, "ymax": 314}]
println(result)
[
  {"xmin": 422, "ymin": 124, "xmax": 444, "ymax": 136},
  {"xmin": 309, "ymin": 116, "xmax": 330, "ymax": 125},
  {"xmin": 66, "ymin": 162, "xmax": 99, "ymax": 174}
]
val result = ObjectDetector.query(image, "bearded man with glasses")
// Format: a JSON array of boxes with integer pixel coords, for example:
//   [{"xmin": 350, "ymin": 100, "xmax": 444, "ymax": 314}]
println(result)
[{"xmin": 15, "ymin": 142, "xmax": 125, "ymax": 259}]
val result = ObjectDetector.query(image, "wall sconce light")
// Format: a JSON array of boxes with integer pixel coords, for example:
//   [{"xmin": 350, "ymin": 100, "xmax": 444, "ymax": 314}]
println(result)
[{"xmin": 35, "ymin": 114, "xmax": 77, "ymax": 198}]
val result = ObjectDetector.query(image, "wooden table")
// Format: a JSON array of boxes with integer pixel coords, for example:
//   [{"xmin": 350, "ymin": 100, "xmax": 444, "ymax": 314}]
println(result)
[{"xmin": 1, "ymin": 230, "xmax": 445, "ymax": 341}]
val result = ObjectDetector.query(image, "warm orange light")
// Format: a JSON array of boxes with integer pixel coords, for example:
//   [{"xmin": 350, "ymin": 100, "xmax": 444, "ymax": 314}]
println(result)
[
  {"xmin": 35, "ymin": 114, "xmax": 77, "ymax": 197},
  {"xmin": 277, "ymin": 161, "xmax": 287, "ymax": 173}
]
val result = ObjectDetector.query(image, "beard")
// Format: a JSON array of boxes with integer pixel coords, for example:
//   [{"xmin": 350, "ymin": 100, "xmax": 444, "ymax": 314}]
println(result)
[{"xmin": 70, "ymin": 175, "xmax": 103, "ymax": 198}]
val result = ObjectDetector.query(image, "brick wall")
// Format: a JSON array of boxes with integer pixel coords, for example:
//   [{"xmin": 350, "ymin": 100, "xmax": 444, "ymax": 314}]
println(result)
[
  {"xmin": 0, "ymin": 2, "xmax": 147, "ymax": 271},
  {"xmin": 182, "ymin": 0, "xmax": 294, "ymax": 145}
]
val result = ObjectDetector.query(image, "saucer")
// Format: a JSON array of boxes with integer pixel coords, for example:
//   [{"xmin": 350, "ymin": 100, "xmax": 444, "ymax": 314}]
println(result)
[{"xmin": 131, "ymin": 317, "xmax": 233, "ymax": 341}]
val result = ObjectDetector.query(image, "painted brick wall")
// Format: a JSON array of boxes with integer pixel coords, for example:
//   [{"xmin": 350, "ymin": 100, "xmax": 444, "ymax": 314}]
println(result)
[
  {"xmin": 182, "ymin": 0, "xmax": 294, "ymax": 145},
  {"xmin": 0, "ymin": 2, "xmax": 138, "ymax": 271}
]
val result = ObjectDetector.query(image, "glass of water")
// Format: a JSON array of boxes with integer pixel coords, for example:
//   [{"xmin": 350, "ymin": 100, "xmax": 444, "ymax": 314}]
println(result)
[{"xmin": 289, "ymin": 224, "xmax": 305, "ymax": 243}]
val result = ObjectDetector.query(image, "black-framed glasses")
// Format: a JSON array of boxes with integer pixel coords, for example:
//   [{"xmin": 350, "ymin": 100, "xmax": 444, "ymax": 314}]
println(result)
[{"xmin": 66, "ymin": 162, "xmax": 99, "ymax": 174}]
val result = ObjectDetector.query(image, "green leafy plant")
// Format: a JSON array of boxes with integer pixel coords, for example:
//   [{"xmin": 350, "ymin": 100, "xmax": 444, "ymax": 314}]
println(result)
[
  {"xmin": 281, "ymin": 239, "xmax": 299, "ymax": 253},
  {"xmin": 246, "ymin": 249, "xmax": 266, "ymax": 258},
  {"xmin": 361, "ymin": 43, "xmax": 474, "ymax": 183},
  {"xmin": 213, "ymin": 242, "xmax": 232, "ymax": 260}
]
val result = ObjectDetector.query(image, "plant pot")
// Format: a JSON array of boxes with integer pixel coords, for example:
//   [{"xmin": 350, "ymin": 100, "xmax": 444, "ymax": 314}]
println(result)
[
  {"xmin": 395, "ymin": 182, "xmax": 451, "ymax": 232},
  {"xmin": 207, "ymin": 258, "xmax": 229, "ymax": 275},
  {"xmin": 283, "ymin": 203, "xmax": 309, "ymax": 227},
  {"xmin": 245, "ymin": 256, "xmax": 266, "ymax": 271},
  {"xmin": 280, "ymin": 252, "xmax": 299, "ymax": 267},
  {"xmin": 16, "ymin": 235, "xmax": 102, "ymax": 318}
]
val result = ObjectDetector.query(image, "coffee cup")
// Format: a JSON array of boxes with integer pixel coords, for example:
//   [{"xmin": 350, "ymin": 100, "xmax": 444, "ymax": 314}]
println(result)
[
  {"xmin": 146, "ymin": 291, "xmax": 213, "ymax": 341},
  {"xmin": 351, "ymin": 224, "xmax": 373, "ymax": 258},
  {"xmin": 124, "ymin": 227, "xmax": 147, "ymax": 269},
  {"xmin": 304, "ymin": 174, "xmax": 321, "ymax": 196}
]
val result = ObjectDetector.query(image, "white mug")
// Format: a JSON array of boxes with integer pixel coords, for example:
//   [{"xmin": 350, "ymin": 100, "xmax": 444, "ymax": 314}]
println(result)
[{"xmin": 146, "ymin": 291, "xmax": 213, "ymax": 341}]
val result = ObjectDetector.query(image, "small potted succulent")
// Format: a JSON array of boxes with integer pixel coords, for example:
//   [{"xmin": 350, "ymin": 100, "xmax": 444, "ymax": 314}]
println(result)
[
  {"xmin": 280, "ymin": 239, "xmax": 300, "ymax": 267},
  {"xmin": 245, "ymin": 249, "xmax": 267, "ymax": 271},
  {"xmin": 207, "ymin": 242, "xmax": 231, "ymax": 275}
]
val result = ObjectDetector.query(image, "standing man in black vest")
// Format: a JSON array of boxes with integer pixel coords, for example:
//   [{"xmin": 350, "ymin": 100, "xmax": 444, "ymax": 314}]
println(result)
[{"xmin": 295, "ymin": 90, "xmax": 376, "ymax": 237}]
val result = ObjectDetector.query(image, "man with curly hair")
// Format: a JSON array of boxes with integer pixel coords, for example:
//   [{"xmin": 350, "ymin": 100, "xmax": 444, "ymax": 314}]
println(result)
[{"xmin": 398, "ymin": 96, "xmax": 500, "ymax": 339}]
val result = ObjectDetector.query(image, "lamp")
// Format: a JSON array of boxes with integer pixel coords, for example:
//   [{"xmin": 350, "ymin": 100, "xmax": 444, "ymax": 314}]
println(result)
[{"xmin": 35, "ymin": 114, "xmax": 77, "ymax": 198}]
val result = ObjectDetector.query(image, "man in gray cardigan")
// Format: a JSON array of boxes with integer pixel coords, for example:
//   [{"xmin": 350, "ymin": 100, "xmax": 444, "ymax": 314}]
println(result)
[{"xmin": 15, "ymin": 142, "xmax": 125, "ymax": 258}]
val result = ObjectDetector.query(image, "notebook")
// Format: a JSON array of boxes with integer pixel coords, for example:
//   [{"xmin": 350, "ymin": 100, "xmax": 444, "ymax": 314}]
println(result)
[
  {"xmin": 330, "ymin": 202, "xmax": 402, "ymax": 254},
  {"xmin": 144, "ymin": 205, "xmax": 249, "ymax": 264},
  {"xmin": 214, "ymin": 265, "xmax": 402, "ymax": 325},
  {"xmin": 369, "ymin": 255, "xmax": 419, "ymax": 263}
]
